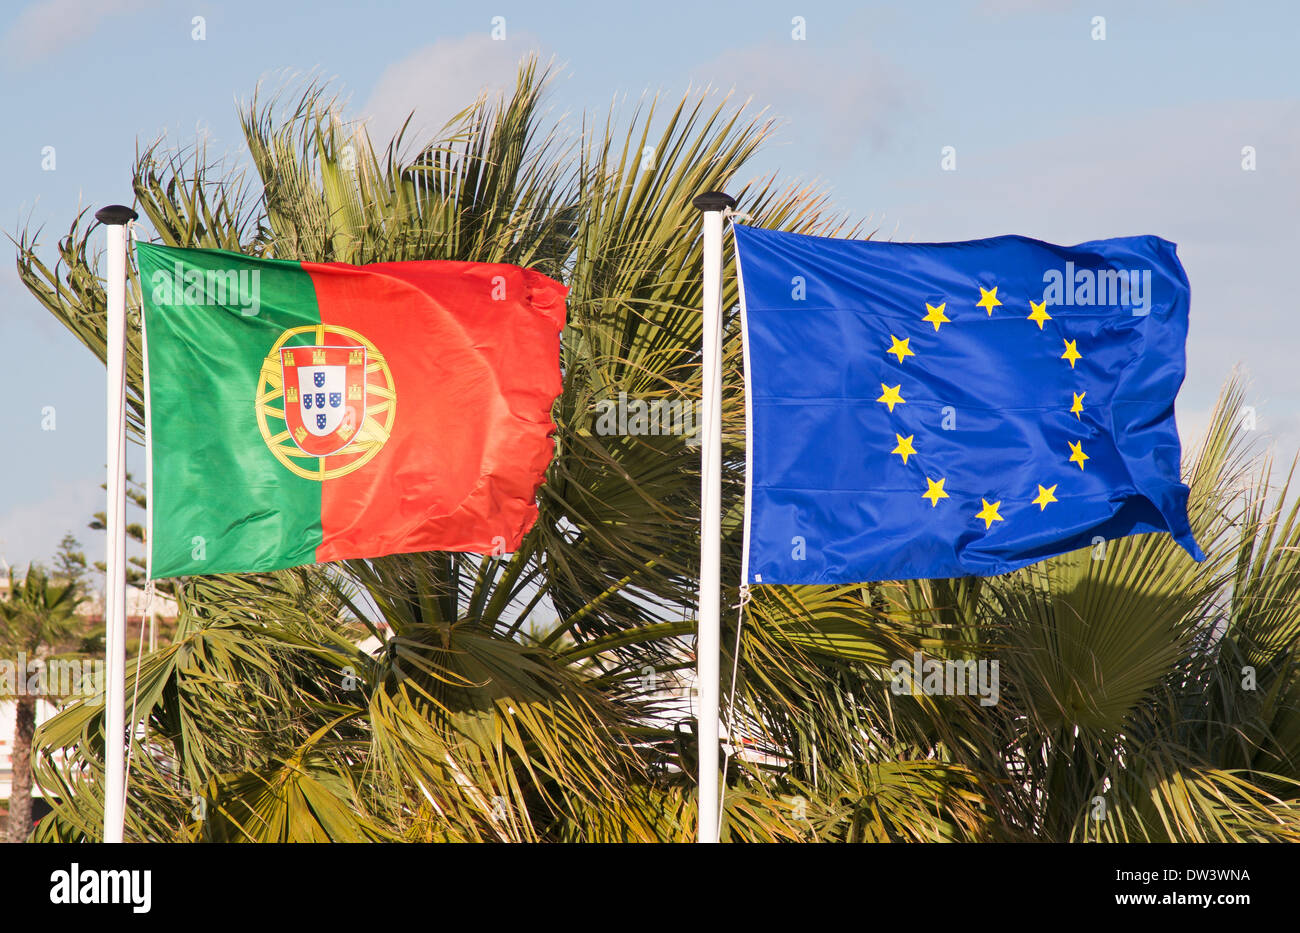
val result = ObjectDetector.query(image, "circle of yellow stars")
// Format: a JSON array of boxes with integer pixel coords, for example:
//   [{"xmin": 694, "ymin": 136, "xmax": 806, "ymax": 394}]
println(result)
[{"xmin": 877, "ymin": 282, "xmax": 1089, "ymax": 531}]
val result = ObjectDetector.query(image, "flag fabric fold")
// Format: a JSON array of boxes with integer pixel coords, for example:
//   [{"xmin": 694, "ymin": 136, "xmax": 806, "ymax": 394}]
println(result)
[
  {"xmin": 138, "ymin": 243, "xmax": 566, "ymax": 578},
  {"xmin": 734, "ymin": 223, "xmax": 1203, "ymax": 585}
]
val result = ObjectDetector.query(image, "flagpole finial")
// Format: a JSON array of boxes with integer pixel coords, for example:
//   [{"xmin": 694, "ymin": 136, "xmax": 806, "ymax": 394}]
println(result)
[
  {"xmin": 692, "ymin": 191, "xmax": 736, "ymax": 212},
  {"xmin": 95, "ymin": 205, "xmax": 138, "ymax": 226}
]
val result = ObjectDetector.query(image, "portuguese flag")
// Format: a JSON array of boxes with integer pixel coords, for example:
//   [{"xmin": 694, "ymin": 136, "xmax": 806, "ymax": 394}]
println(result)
[{"xmin": 137, "ymin": 243, "xmax": 566, "ymax": 578}]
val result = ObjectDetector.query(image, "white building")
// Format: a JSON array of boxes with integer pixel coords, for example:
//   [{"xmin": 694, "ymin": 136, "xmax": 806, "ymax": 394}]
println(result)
[
  {"xmin": 1, "ymin": 583, "xmax": 177, "ymax": 799},
  {"xmin": 0, "ymin": 697, "xmax": 62, "ymax": 800}
]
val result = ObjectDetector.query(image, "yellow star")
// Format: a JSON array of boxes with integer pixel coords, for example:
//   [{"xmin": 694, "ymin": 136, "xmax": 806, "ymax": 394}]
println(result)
[
  {"xmin": 1061, "ymin": 339, "xmax": 1082, "ymax": 368},
  {"xmin": 1032, "ymin": 483, "xmax": 1058, "ymax": 510},
  {"xmin": 891, "ymin": 433, "xmax": 917, "ymax": 464},
  {"xmin": 886, "ymin": 334, "xmax": 915, "ymax": 364},
  {"xmin": 1027, "ymin": 300, "xmax": 1052, "ymax": 329},
  {"xmin": 877, "ymin": 383, "xmax": 905, "ymax": 412},
  {"xmin": 922, "ymin": 302, "xmax": 950, "ymax": 331},
  {"xmin": 1068, "ymin": 440, "xmax": 1089, "ymax": 470},
  {"xmin": 922, "ymin": 476, "xmax": 949, "ymax": 507},
  {"xmin": 975, "ymin": 498, "xmax": 1004, "ymax": 529},
  {"xmin": 976, "ymin": 286, "xmax": 1002, "ymax": 315},
  {"xmin": 1070, "ymin": 391, "xmax": 1086, "ymax": 419}
]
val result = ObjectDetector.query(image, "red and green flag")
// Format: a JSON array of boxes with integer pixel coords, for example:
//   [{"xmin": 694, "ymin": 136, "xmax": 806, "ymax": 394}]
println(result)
[{"xmin": 137, "ymin": 243, "xmax": 566, "ymax": 578}]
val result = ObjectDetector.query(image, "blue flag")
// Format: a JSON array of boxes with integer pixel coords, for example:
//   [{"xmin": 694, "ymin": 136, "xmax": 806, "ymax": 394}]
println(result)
[{"xmin": 734, "ymin": 224, "xmax": 1204, "ymax": 585}]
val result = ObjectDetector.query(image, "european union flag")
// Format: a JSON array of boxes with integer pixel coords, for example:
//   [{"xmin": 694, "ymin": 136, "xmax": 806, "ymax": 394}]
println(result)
[{"xmin": 734, "ymin": 224, "xmax": 1204, "ymax": 585}]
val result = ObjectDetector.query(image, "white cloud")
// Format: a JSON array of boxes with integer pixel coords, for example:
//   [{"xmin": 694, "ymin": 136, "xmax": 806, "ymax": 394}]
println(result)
[
  {"xmin": 1, "ymin": 0, "xmax": 162, "ymax": 67},
  {"xmin": 976, "ymin": 0, "xmax": 1077, "ymax": 15},
  {"xmin": 888, "ymin": 101, "xmax": 1299, "ymax": 244},
  {"xmin": 360, "ymin": 33, "xmax": 542, "ymax": 151},
  {"xmin": 0, "ymin": 478, "xmax": 102, "ymax": 573},
  {"xmin": 691, "ymin": 40, "xmax": 911, "ymax": 164}
]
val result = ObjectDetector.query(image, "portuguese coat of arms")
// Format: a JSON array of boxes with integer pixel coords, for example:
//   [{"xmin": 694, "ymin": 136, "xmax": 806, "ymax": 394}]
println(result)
[{"xmin": 279, "ymin": 345, "xmax": 368, "ymax": 456}]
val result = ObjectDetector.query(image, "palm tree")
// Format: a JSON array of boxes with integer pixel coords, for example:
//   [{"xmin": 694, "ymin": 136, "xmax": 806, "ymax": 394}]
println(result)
[
  {"xmin": 12, "ymin": 57, "xmax": 1300, "ymax": 841},
  {"xmin": 0, "ymin": 565, "xmax": 85, "ymax": 842}
]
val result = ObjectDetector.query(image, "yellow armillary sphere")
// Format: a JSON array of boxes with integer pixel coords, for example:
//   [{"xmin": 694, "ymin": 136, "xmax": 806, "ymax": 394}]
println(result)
[{"xmin": 255, "ymin": 324, "xmax": 397, "ymax": 481}]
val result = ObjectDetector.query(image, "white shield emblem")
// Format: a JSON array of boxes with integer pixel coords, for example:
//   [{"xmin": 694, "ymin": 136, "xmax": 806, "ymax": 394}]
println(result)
[
  {"xmin": 298, "ymin": 364, "xmax": 347, "ymax": 437},
  {"xmin": 280, "ymin": 345, "xmax": 368, "ymax": 457}
]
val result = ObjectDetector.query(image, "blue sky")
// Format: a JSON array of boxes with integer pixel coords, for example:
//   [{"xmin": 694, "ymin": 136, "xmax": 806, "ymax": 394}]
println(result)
[{"xmin": 1, "ymin": 0, "xmax": 1296, "ymax": 571}]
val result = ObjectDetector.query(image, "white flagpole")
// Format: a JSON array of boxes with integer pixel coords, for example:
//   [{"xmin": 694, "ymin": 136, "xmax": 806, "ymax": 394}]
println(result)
[
  {"xmin": 96, "ymin": 204, "xmax": 137, "ymax": 843},
  {"xmin": 691, "ymin": 191, "xmax": 734, "ymax": 844}
]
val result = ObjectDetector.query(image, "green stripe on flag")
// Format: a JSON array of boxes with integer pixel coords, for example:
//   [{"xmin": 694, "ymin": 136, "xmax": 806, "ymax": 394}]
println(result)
[{"xmin": 138, "ymin": 243, "xmax": 324, "ymax": 576}]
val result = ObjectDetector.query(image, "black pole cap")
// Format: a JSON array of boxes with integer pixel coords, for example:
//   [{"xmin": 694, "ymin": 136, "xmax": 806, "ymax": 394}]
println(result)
[
  {"xmin": 94, "ymin": 205, "xmax": 138, "ymax": 226},
  {"xmin": 692, "ymin": 191, "xmax": 736, "ymax": 212}
]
